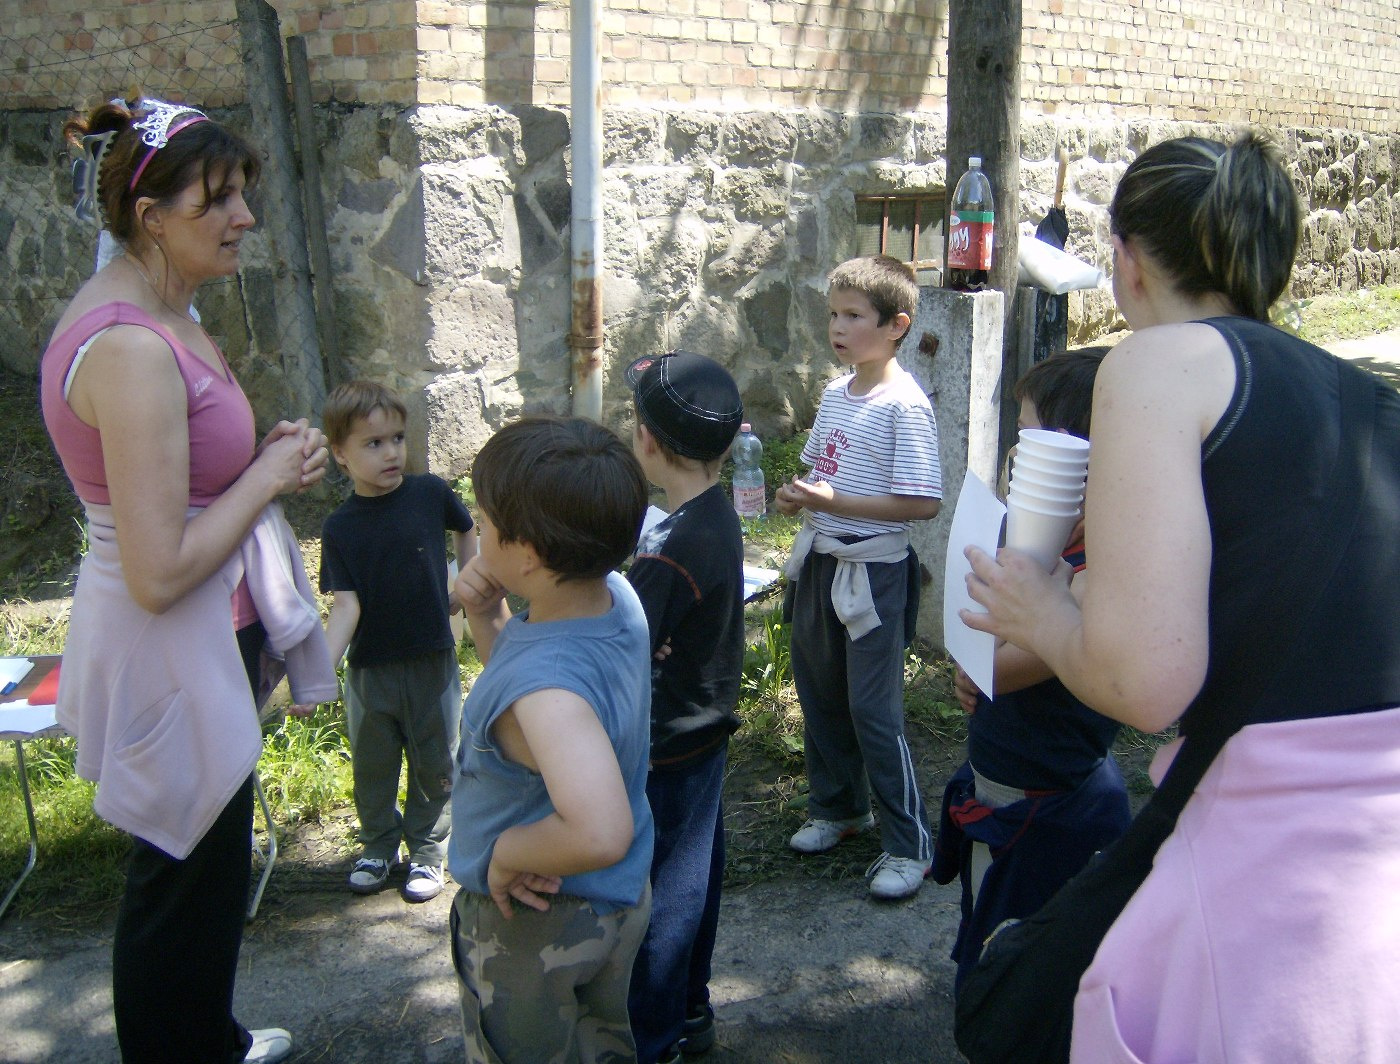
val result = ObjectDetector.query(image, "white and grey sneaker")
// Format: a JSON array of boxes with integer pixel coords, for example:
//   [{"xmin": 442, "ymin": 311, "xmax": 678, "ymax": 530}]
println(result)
[
  {"xmin": 787, "ymin": 813, "xmax": 876, "ymax": 854},
  {"xmin": 403, "ymin": 862, "xmax": 445, "ymax": 903},
  {"xmin": 866, "ymin": 852, "xmax": 931, "ymax": 900},
  {"xmin": 245, "ymin": 1027, "xmax": 293, "ymax": 1064},
  {"xmin": 347, "ymin": 857, "xmax": 391, "ymax": 895}
]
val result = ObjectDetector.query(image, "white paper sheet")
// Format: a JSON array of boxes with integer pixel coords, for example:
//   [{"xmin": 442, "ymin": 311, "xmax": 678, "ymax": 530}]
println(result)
[
  {"xmin": 942, "ymin": 469, "xmax": 1006, "ymax": 699},
  {"xmin": 0, "ymin": 700, "xmax": 60, "ymax": 739},
  {"xmin": 742, "ymin": 565, "xmax": 781, "ymax": 600},
  {"xmin": 0, "ymin": 658, "xmax": 33, "ymax": 692}
]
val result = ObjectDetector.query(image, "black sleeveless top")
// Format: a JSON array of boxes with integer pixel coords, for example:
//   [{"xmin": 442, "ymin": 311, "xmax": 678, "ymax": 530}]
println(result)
[{"xmin": 1182, "ymin": 316, "xmax": 1400, "ymax": 735}]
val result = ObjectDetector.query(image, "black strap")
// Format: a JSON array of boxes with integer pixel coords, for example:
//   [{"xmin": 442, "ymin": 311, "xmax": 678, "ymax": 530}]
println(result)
[{"xmin": 1154, "ymin": 337, "xmax": 1378, "ymax": 814}]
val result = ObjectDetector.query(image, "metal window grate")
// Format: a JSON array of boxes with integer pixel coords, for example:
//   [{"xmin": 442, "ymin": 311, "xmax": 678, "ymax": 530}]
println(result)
[{"xmin": 855, "ymin": 194, "xmax": 946, "ymax": 286}]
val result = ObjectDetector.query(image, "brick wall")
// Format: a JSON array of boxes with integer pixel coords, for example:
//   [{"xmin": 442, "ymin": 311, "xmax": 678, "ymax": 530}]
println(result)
[{"xmin": 11, "ymin": 0, "xmax": 1398, "ymax": 132}]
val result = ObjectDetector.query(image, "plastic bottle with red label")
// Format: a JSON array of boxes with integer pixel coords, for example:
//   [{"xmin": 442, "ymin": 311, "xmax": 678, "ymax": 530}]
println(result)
[{"xmin": 946, "ymin": 155, "xmax": 995, "ymax": 291}]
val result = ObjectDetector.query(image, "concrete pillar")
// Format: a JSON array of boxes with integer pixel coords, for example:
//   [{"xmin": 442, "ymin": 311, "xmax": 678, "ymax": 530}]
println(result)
[{"xmin": 901, "ymin": 286, "xmax": 1004, "ymax": 652}]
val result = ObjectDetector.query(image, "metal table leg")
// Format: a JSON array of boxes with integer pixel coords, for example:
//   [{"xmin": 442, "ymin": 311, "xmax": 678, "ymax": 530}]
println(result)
[
  {"xmin": 0, "ymin": 740, "xmax": 39, "ymax": 921},
  {"xmin": 247, "ymin": 771, "xmax": 277, "ymax": 921}
]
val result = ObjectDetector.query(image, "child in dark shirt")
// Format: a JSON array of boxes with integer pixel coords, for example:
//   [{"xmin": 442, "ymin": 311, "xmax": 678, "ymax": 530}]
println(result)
[
  {"xmin": 931, "ymin": 347, "xmax": 1131, "ymax": 987},
  {"xmin": 623, "ymin": 351, "xmax": 746, "ymax": 1064},
  {"xmin": 319, "ymin": 380, "xmax": 476, "ymax": 903}
]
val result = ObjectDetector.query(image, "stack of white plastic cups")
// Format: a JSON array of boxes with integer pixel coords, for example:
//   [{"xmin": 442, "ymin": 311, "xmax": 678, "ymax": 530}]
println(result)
[{"xmin": 1004, "ymin": 428, "xmax": 1090, "ymax": 571}]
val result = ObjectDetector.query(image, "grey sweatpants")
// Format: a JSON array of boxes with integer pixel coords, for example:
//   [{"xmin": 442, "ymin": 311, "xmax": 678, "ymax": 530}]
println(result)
[
  {"xmin": 345, "ymin": 647, "xmax": 461, "ymax": 866},
  {"xmin": 789, "ymin": 551, "xmax": 932, "ymax": 861}
]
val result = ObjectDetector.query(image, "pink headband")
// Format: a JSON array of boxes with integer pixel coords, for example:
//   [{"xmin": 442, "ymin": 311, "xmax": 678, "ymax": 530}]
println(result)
[{"xmin": 128, "ymin": 100, "xmax": 210, "ymax": 192}]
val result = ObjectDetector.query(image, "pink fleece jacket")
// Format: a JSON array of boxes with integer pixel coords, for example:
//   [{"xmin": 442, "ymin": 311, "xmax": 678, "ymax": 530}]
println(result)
[{"xmin": 1072, "ymin": 706, "xmax": 1400, "ymax": 1063}]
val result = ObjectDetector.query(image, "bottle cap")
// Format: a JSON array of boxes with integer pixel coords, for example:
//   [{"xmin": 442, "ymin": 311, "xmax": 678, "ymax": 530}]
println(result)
[
  {"xmin": 741, "ymin": 422, "xmax": 752, "ymax": 432},
  {"xmin": 968, "ymin": 156, "xmax": 981, "ymax": 168}
]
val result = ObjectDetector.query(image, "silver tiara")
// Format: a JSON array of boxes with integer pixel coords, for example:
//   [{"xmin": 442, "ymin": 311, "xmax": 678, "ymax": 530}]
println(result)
[
  {"xmin": 128, "ymin": 98, "xmax": 210, "ymax": 191},
  {"xmin": 132, "ymin": 98, "xmax": 208, "ymax": 150}
]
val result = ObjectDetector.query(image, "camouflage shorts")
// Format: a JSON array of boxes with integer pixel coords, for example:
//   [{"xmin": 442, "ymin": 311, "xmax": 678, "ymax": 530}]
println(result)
[{"xmin": 450, "ymin": 884, "xmax": 652, "ymax": 1063}]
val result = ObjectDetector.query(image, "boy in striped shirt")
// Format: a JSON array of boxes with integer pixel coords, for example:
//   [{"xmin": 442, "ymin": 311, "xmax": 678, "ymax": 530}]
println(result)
[{"xmin": 775, "ymin": 254, "xmax": 942, "ymax": 900}]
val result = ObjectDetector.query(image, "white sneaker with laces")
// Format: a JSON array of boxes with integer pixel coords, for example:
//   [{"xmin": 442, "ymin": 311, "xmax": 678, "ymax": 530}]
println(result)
[
  {"xmin": 866, "ymin": 852, "xmax": 931, "ymax": 900},
  {"xmin": 787, "ymin": 813, "xmax": 876, "ymax": 854},
  {"xmin": 245, "ymin": 1027, "xmax": 293, "ymax": 1064},
  {"xmin": 348, "ymin": 857, "xmax": 391, "ymax": 894},
  {"xmin": 403, "ymin": 862, "xmax": 445, "ymax": 903}
]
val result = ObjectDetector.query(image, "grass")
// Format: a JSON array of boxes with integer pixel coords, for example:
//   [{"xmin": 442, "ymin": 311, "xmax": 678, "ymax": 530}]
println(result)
[{"xmin": 1287, "ymin": 286, "xmax": 1400, "ymax": 345}]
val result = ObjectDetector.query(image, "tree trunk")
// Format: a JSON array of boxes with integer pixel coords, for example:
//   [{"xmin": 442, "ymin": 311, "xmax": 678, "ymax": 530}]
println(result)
[
  {"xmin": 235, "ymin": 0, "xmax": 327, "ymax": 418},
  {"xmin": 947, "ymin": 0, "xmax": 1021, "ymax": 451}
]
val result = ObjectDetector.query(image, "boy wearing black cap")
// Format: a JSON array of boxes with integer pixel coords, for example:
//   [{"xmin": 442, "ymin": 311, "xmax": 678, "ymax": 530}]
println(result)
[{"xmin": 624, "ymin": 351, "xmax": 745, "ymax": 1064}]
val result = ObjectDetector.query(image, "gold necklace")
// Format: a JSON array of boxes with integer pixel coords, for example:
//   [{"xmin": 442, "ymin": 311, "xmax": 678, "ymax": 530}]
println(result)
[{"xmin": 124, "ymin": 253, "xmax": 195, "ymax": 322}]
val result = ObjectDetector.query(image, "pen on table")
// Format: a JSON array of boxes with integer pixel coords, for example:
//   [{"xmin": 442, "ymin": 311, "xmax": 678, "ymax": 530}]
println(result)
[{"xmin": 1, "ymin": 681, "xmax": 17, "ymax": 696}]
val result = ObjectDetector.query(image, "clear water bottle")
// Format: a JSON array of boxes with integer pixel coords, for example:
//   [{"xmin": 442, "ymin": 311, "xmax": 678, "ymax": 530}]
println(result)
[
  {"xmin": 731, "ymin": 423, "xmax": 766, "ymax": 519},
  {"xmin": 947, "ymin": 155, "xmax": 995, "ymax": 291}
]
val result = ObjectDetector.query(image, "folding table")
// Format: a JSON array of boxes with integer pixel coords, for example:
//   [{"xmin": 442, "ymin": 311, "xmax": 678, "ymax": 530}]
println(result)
[
  {"xmin": 0, "ymin": 655, "xmax": 63, "ymax": 922},
  {"xmin": 0, "ymin": 654, "xmax": 278, "ymax": 922}
]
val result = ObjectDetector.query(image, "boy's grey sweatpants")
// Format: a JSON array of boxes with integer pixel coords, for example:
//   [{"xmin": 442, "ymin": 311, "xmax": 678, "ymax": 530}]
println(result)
[
  {"xmin": 790, "ymin": 551, "xmax": 932, "ymax": 862},
  {"xmin": 345, "ymin": 647, "xmax": 461, "ymax": 866}
]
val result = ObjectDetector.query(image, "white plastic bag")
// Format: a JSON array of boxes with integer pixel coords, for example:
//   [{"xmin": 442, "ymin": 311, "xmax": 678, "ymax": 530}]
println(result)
[{"xmin": 1017, "ymin": 238, "xmax": 1105, "ymax": 294}]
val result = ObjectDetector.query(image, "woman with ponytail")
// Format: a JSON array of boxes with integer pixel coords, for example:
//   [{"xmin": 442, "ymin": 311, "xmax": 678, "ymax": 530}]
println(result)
[
  {"xmin": 961, "ymin": 131, "xmax": 1400, "ymax": 1060},
  {"xmin": 43, "ymin": 96, "xmax": 329, "ymax": 1063}
]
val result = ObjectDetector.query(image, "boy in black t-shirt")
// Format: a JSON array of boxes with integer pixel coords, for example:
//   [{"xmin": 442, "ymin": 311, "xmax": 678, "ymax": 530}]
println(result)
[
  {"xmin": 624, "ymin": 352, "xmax": 745, "ymax": 1064},
  {"xmin": 320, "ymin": 381, "xmax": 476, "ymax": 903},
  {"xmin": 931, "ymin": 348, "xmax": 1130, "ymax": 987}
]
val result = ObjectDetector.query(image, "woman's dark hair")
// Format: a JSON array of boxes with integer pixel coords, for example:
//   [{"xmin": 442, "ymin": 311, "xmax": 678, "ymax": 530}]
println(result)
[
  {"xmin": 1014, "ymin": 346, "xmax": 1111, "ymax": 440},
  {"xmin": 63, "ymin": 97, "xmax": 261, "ymax": 244},
  {"xmin": 472, "ymin": 416, "xmax": 648, "ymax": 583},
  {"xmin": 1109, "ymin": 131, "xmax": 1299, "ymax": 322}
]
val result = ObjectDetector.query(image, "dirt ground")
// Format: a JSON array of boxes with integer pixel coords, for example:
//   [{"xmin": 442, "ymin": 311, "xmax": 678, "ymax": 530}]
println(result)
[{"xmin": 0, "ymin": 753, "xmax": 977, "ymax": 1064}]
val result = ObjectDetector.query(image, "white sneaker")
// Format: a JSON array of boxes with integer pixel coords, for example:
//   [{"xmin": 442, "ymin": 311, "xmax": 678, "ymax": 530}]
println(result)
[
  {"xmin": 245, "ymin": 1028, "xmax": 293, "ymax": 1064},
  {"xmin": 348, "ymin": 857, "xmax": 391, "ymax": 894},
  {"xmin": 788, "ymin": 813, "xmax": 876, "ymax": 854},
  {"xmin": 403, "ymin": 862, "xmax": 444, "ymax": 903},
  {"xmin": 866, "ymin": 852, "xmax": 931, "ymax": 900}
]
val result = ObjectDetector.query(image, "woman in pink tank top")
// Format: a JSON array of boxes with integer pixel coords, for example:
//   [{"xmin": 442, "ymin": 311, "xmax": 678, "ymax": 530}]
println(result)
[{"xmin": 42, "ymin": 96, "xmax": 328, "ymax": 1064}]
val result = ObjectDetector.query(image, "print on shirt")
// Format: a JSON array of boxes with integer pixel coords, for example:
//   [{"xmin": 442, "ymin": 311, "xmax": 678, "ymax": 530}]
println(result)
[{"xmin": 813, "ymin": 429, "xmax": 849, "ymax": 479}]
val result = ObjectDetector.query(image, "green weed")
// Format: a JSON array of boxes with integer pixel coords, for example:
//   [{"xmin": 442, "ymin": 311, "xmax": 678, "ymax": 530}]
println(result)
[
  {"xmin": 256, "ymin": 713, "xmax": 355, "ymax": 828},
  {"xmin": 1294, "ymin": 285, "xmax": 1400, "ymax": 344}
]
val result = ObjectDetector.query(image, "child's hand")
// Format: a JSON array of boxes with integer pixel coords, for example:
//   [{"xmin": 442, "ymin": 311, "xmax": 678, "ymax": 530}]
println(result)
[
  {"xmin": 953, "ymin": 666, "xmax": 981, "ymax": 715},
  {"xmin": 776, "ymin": 475, "xmax": 834, "ymax": 515},
  {"xmin": 653, "ymin": 637, "xmax": 672, "ymax": 663},
  {"xmin": 455, "ymin": 555, "xmax": 507, "ymax": 616},
  {"xmin": 774, "ymin": 476, "xmax": 812, "ymax": 515},
  {"xmin": 287, "ymin": 702, "xmax": 318, "ymax": 718},
  {"xmin": 487, "ymin": 859, "xmax": 563, "ymax": 919}
]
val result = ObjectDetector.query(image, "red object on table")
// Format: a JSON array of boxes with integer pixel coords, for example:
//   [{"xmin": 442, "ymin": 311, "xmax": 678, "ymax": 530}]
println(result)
[{"xmin": 27, "ymin": 663, "xmax": 60, "ymax": 706}]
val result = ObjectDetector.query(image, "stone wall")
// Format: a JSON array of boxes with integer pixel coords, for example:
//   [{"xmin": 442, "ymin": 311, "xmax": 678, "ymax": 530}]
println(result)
[{"xmin": 303, "ymin": 106, "xmax": 1398, "ymax": 475}]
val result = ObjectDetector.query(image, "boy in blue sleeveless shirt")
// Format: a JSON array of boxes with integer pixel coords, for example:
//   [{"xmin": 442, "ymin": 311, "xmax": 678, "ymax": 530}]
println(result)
[{"xmin": 450, "ymin": 416, "xmax": 655, "ymax": 1062}]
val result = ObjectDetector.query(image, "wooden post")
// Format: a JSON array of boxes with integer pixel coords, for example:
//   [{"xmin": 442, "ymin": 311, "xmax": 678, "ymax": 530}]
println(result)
[
  {"xmin": 947, "ymin": 0, "xmax": 1021, "ymax": 453},
  {"xmin": 235, "ymin": 0, "xmax": 327, "ymax": 417},
  {"xmin": 286, "ymin": 34, "xmax": 342, "ymax": 386}
]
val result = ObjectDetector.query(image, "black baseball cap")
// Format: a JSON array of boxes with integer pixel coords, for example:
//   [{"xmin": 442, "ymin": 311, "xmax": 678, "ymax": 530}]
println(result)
[{"xmin": 625, "ymin": 351, "xmax": 743, "ymax": 461}]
